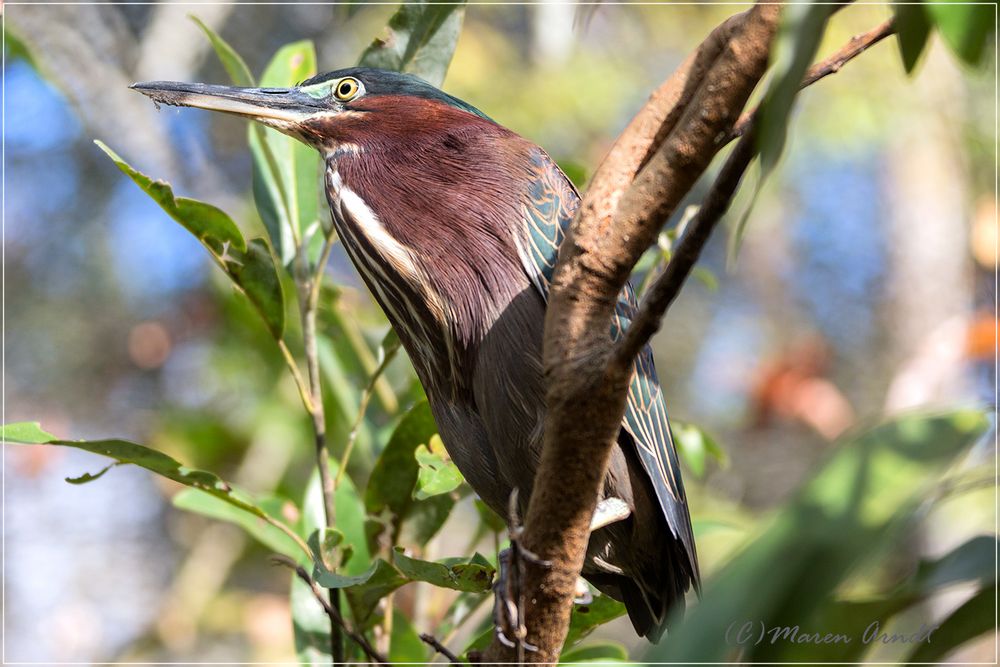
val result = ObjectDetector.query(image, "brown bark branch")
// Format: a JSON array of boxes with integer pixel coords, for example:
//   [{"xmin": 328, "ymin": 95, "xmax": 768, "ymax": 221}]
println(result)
[
  {"xmin": 271, "ymin": 556, "xmax": 388, "ymax": 666},
  {"xmin": 615, "ymin": 126, "xmax": 759, "ymax": 367},
  {"xmin": 728, "ymin": 17, "xmax": 896, "ymax": 142},
  {"xmin": 420, "ymin": 633, "xmax": 461, "ymax": 664},
  {"xmin": 482, "ymin": 4, "xmax": 782, "ymax": 663},
  {"xmin": 620, "ymin": 16, "xmax": 897, "ymax": 363}
]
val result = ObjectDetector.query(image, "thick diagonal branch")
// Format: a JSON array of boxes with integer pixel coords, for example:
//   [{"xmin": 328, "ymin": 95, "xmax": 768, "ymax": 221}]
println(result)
[
  {"xmin": 615, "ymin": 126, "xmax": 759, "ymax": 366},
  {"xmin": 482, "ymin": 4, "xmax": 781, "ymax": 663},
  {"xmin": 620, "ymin": 17, "xmax": 897, "ymax": 361}
]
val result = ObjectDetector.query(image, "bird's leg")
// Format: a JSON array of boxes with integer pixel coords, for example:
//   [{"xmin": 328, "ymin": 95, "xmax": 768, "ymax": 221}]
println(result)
[{"xmin": 493, "ymin": 488, "xmax": 551, "ymax": 658}]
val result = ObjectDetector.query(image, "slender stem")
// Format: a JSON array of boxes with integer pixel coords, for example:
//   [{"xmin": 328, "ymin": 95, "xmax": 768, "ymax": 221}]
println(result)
[
  {"xmin": 297, "ymin": 232, "xmax": 343, "ymax": 662},
  {"xmin": 420, "ymin": 633, "xmax": 461, "ymax": 664},
  {"xmin": 277, "ymin": 339, "xmax": 316, "ymax": 415},
  {"xmin": 272, "ymin": 556, "xmax": 389, "ymax": 666},
  {"xmin": 726, "ymin": 17, "xmax": 896, "ymax": 144},
  {"xmin": 615, "ymin": 18, "xmax": 897, "ymax": 369},
  {"xmin": 261, "ymin": 513, "xmax": 313, "ymax": 562},
  {"xmin": 614, "ymin": 126, "xmax": 759, "ymax": 369},
  {"xmin": 254, "ymin": 125, "xmax": 301, "ymax": 247},
  {"xmin": 335, "ymin": 337, "xmax": 399, "ymax": 488}
]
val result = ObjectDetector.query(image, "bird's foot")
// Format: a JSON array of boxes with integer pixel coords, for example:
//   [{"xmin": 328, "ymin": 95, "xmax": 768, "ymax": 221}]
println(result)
[
  {"xmin": 491, "ymin": 489, "xmax": 552, "ymax": 657},
  {"xmin": 493, "ymin": 548, "xmax": 541, "ymax": 653}
]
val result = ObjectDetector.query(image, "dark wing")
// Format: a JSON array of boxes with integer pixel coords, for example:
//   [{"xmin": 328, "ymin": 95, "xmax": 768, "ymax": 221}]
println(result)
[{"xmin": 515, "ymin": 148, "xmax": 700, "ymax": 582}]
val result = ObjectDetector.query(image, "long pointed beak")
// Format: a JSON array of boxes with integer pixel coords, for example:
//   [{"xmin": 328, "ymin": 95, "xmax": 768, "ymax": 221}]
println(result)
[{"xmin": 130, "ymin": 81, "xmax": 324, "ymax": 125}]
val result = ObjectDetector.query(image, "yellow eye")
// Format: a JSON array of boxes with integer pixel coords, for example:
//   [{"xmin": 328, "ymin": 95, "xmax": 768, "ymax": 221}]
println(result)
[{"xmin": 334, "ymin": 77, "xmax": 360, "ymax": 101}]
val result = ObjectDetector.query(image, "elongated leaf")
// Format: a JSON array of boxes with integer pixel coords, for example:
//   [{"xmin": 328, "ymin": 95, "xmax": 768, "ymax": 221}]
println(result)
[
  {"xmin": 250, "ymin": 41, "xmax": 321, "ymax": 266},
  {"xmin": 926, "ymin": 1, "xmax": 994, "ymax": 66},
  {"xmin": 648, "ymin": 409, "xmax": 989, "ymax": 663},
  {"xmin": 414, "ymin": 435, "xmax": 464, "ymax": 499},
  {"xmin": 774, "ymin": 534, "xmax": 998, "ymax": 662},
  {"xmin": 96, "ymin": 141, "xmax": 285, "ymax": 337},
  {"xmin": 2, "ymin": 422, "xmax": 305, "ymax": 556},
  {"xmin": 731, "ymin": 4, "xmax": 834, "ymax": 259},
  {"xmin": 673, "ymin": 421, "xmax": 727, "ymax": 478},
  {"xmin": 302, "ymin": 461, "xmax": 371, "ymax": 576},
  {"xmin": 563, "ymin": 595, "xmax": 628, "ymax": 648},
  {"xmin": 358, "ymin": 2, "xmax": 466, "ymax": 86},
  {"xmin": 190, "ymin": 15, "xmax": 254, "ymax": 87},
  {"xmin": 893, "ymin": 3, "xmax": 933, "ymax": 72},
  {"xmin": 392, "ymin": 549, "xmax": 494, "ymax": 593},
  {"xmin": 173, "ymin": 488, "xmax": 302, "ymax": 558},
  {"xmin": 293, "ymin": 459, "xmax": 376, "ymax": 663},
  {"xmin": 310, "ymin": 553, "xmax": 409, "ymax": 626},
  {"xmin": 907, "ymin": 584, "xmax": 996, "ymax": 662},
  {"xmin": 365, "ymin": 400, "xmax": 438, "ymax": 519}
]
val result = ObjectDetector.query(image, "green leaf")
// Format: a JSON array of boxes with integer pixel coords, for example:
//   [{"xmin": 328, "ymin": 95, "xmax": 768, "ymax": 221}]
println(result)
[
  {"xmin": 189, "ymin": 14, "xmax": 254, "ymax": 87},
  {"xmin": 308, "ymin": 527, "xmax": 346, "ymax": 572},
  {"xmin": 173, "ymin": 488, "xmax": 303, "ymax": 559},
  {"xmin": 392, "ymin": 549, "xmax": 495, "ymax": 593},
  {"xmin": 95, "ymin": 142, "xmax": 285, "ymax": 338},
  {"xmin": 731, "ymin": 4, "xmax": 834, "ymax": 260},
  {"xmin": 97, "ymin": 141, "xmax": 244, "ymax": 252},
  {"xmin": 648, "ymin": 409, "xmax": 989, "ymax": 663},
  {"xmin": 560, "ymin": 641, "xmax": 629, "ymax": 663},
  {"xmin": 1, "ymin": 421, "xmax": 55, "ymax": 444},
  {"xmin": 225, "ymin": 238, "xmax": 287, "ymax": 339},
  {"xmin": 365, "ymin": 400, "xmax": 438, "ymax": 519},
  {"xmin": 926, "ymin": 2, "xmax": 994, "ymax": 66},
  {"xmin": 781, "ymin": 533, "xmax": 997, "ymax": 662},
  {"xmin": 673, "ymin": 421, "xmax": 727, "ymax": 478},
  {"xmin": 691, "ymin": 265, "xmax": 719, "ymax": 292},
  {"xmin": 401, "ymin": 493, "xmax": 456, "ymax": 546},
  {"xmin": 303, "ymin": 461, "xmax": 372, "ymax": 576},
  {"xmin": 414, "ymin": 435, "xmax": 464, "ymax": 499},
  {"xmin": 358, "ymin": 2, "xmax": 466, "ymax": 87},
  {"xmin": 293, "ymin": 464, "xmax": 383, "ymax": 662},
  {"xmin": 4, "ymin": 26, "xmax": 39, "ymax": 70},
  {"xmin": 65, "ymin": 463, "xmax": 118, "ymax": 485},
  {"xmin": 757, "ymin": 5, "xmax": 835, "ymax": 175},
  {"xmin": 563, "ymin": 595, "xmax": 628, "ymax": 648},
  {"xmin": 249, "ymin": 41, "xmax": 321, "ymax": 266},
  {"xmin": 3, "ymin": 423, "xmax": 307, "ymax": 557},
  {"xmin": 893, "ymin": 3, "xmax": 933, "ymax": 72},
  {"xmin": 907, "ymin": 583, "xmax": 996, "ymax": 662}
]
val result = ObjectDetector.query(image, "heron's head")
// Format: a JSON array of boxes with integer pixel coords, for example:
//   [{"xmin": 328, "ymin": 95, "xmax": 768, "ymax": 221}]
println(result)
[{"xmin": 131, "ymin": 67, "xmax": 489, "ymax": 155}]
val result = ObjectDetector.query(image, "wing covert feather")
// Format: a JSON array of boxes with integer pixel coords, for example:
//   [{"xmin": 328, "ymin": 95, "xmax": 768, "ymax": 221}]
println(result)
[{"xmin": 515, "ymin": 149, "xmax": 699, "ymax": 580}]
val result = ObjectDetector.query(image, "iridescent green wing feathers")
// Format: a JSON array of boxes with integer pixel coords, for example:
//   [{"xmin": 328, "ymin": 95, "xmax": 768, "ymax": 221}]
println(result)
[{"xmin": 517, "ymin": 149, "xmax": 699, "ymax": 579}]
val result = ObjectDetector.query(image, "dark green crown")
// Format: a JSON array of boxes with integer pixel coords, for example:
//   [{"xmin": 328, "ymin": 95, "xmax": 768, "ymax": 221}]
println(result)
[{"xmin": 301, "ymin": 67, "xmax": 490, "ymax": 120}]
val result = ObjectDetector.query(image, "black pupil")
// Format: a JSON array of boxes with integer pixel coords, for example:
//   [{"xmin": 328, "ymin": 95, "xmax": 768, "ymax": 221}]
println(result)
[{"xmin": 340, "ymin": 82, "xmax": 353, "ymax": 96}]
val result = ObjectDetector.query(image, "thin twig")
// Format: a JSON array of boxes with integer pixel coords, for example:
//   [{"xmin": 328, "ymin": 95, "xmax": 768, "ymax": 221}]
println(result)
[
  {"xmin": 614, "ymin": 126, "xmax": 759, "ymax": 369},
  {"xmin": 277, "ymin": 339, "xmax": 317, "ymax": 415},
  {"xmin": 297, "ymin": 232, "xmax": 342, "ymax": 661},
  {"xmin": 261, "ymin": 514, "xmax": 313, "ymax": 562},
  {"xmin": 727, "ymin": 17, "xmax": 896, "ymax": 143},
  {"xmin": 420, "ymin": 633, "xmax": 461, "ymax": 664},
  {"xmin": 271, "ymin": 556, "xmax": 388, "ymax": 666},
  {"xmin": 335, "ymin": 335, "xmax": 400, "ymax": 488},
  {"xmin": 616, "ymin": 17, "xmax": 897, "ymax": 367}
]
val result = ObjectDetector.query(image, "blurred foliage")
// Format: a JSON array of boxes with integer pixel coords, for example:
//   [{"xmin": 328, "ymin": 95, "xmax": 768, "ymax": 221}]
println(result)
[{"xmin": 5, "ymin": 1, "xmax": 996, "ymax": 664}]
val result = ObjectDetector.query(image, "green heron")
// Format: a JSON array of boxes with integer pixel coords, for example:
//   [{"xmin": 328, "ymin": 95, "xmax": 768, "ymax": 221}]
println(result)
[{"xmin": 132, "ymin": 68, "xmax": 699, "ymax": 641}]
